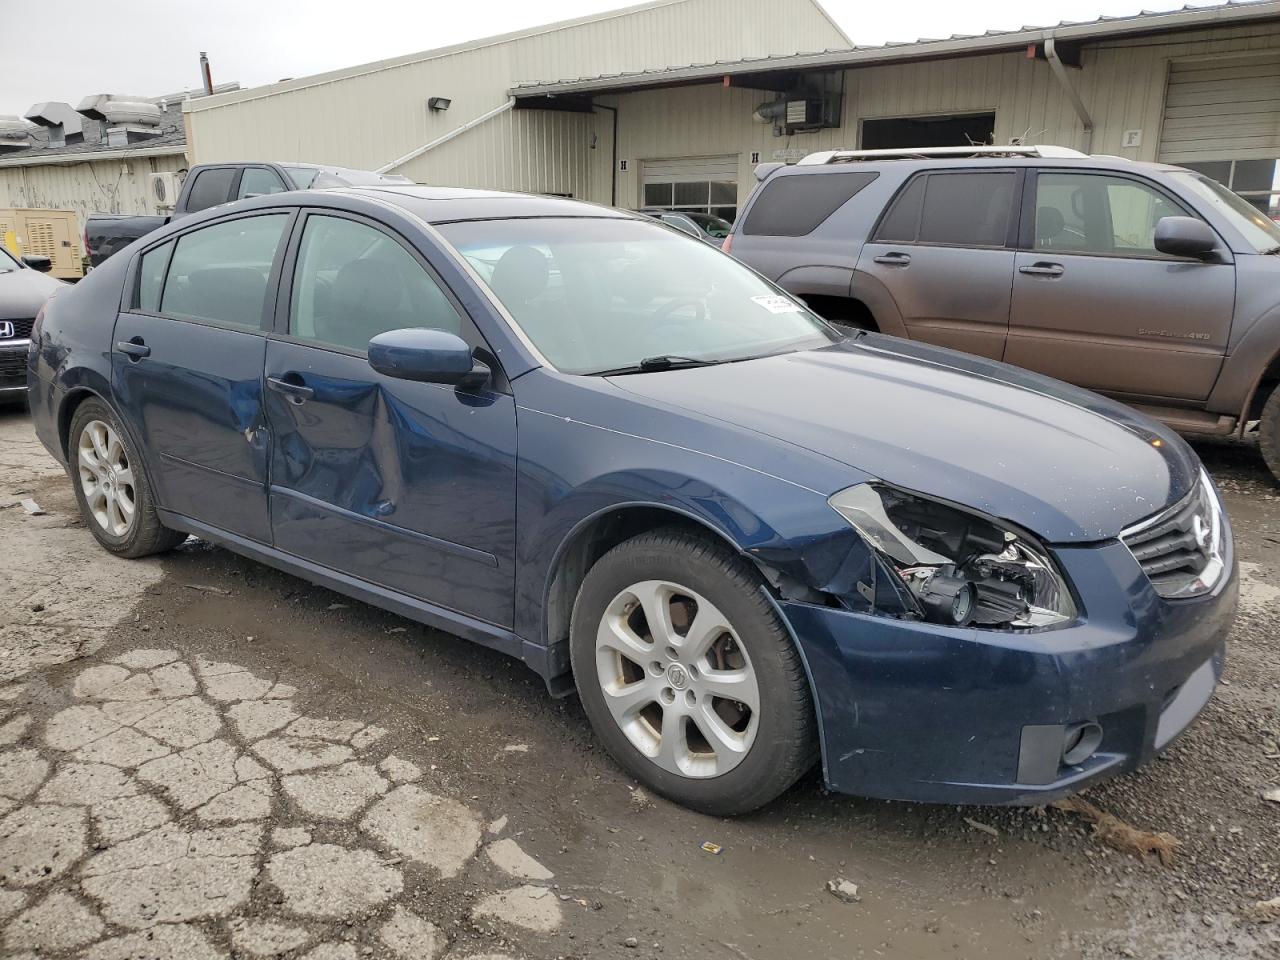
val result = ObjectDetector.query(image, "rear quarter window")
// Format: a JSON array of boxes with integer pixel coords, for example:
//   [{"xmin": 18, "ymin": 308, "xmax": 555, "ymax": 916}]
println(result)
[{"xmin": 741, "ymin": 171, "xmax": 878, "ymax": 236}]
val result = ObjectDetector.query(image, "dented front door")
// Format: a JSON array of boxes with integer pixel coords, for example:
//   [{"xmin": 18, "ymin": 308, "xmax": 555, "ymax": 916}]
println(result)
[{"xmin": 262, "ymin": 338, "xmax": 517, "ymax": 627}]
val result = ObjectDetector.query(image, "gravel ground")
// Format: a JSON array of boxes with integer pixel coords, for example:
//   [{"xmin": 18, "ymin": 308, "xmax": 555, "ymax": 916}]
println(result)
[{"xmin": 1, "ymin": 409, "xmax": 1278, "ymax": 960}]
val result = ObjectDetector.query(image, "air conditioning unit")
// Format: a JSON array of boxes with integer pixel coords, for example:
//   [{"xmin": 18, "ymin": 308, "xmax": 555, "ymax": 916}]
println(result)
[{"xmin": 149, "ymin": 172, "xmax": 179, "ymax": 210}]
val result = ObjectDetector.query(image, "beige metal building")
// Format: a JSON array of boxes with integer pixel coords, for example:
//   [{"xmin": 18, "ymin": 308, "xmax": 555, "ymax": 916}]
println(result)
[
  {"xmin": 182, "ymin": 0, "xmax": 852, "ymax": 198},
  {"xmin": 185, "ymin": 0, "xmax": 1280, "ymax": 222}
]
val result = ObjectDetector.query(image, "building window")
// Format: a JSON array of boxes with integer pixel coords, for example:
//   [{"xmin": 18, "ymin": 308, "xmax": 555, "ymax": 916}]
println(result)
[
  {"xmin": 1181, "ymin": 158, "xmax": 1280, "ymax": 220},
  {"xmin": 643, "ymin": 180, "xmax": 737, "ymax": 223},
  {"xmin": 861, "ymin": 112, "xmax": 996, "ymax": 151}
]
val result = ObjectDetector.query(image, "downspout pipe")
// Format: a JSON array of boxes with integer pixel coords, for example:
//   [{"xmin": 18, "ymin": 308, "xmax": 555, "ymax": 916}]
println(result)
[
  {"xmin": 377, "ymin": 98, "xmax": 516, "ymax": 174},
  {"xmin": 1045, "ymin": 36, "xmax": 1094, "ymax": 154}
]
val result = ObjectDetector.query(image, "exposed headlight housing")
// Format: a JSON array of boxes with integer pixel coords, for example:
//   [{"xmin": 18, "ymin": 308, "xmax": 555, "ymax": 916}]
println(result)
[{"xmin": 828, "ymin": 483, "xmax": 1076, "ymax": 629}]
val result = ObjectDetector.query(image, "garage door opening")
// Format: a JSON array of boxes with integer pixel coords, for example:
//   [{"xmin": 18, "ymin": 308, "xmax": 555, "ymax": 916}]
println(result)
[
  {"xmin": 861, "ymin": 112, "xmax": 996, "ymax": 150},
  {"xmin": 642, "ymin": 155, "xmax": 739, "ymax": 222}
]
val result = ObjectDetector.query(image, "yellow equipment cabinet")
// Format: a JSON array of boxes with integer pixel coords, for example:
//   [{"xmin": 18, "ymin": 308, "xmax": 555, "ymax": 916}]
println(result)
[{"xmin": 0, "ymin": 208, "xmax": 84, "ymax": 281}]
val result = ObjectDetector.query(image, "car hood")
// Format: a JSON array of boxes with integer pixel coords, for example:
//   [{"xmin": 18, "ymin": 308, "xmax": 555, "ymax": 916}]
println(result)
[
  {"xmin": 0, "ymin": 267, "xmax": 62, "ymax": 321},
  {"xmin": 607, "ymin": 336, "xmax": 1199, "ymax": 543}
]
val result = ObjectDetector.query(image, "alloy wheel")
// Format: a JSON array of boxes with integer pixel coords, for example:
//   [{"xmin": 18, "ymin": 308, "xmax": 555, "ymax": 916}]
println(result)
[
  {"xmin": 77, "ymin": 419, "xmax": 137, "ymax": 537},
  {"xmin": 594, "ymin": 579, "xmax": 760, "ymax": 778}
]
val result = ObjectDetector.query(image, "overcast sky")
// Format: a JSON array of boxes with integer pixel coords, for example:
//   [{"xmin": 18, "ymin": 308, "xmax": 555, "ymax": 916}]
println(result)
[{"xmin": 2, "ymin": 0, "xmax": 1212, "ymax": 115}]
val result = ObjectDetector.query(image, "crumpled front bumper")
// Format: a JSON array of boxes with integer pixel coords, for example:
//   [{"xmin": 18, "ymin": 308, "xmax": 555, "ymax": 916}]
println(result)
[{"xmin": 779, "ymin": 538, "xmax": 1237, "ymax": 805}]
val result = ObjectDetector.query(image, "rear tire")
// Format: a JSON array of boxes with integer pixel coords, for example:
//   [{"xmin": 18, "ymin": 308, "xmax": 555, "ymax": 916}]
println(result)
[
  {"xmin": 1259, "ymin": 385, "xmax": 1280, "ymax": 483},
  {"xmin": 68, "ymin": 398, "xmax": 186, "ymax": 558},
  {"xmin": 570, "ymin": 528, "xmax": 817, "ymax": 815}
]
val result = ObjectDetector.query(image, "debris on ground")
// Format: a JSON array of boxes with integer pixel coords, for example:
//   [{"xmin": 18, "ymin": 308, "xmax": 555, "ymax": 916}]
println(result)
[
  {"xmin": 826, "ymin": 878, "xmax": 860, "ymax": 903},
  {"xmin": 1051, "ymin": 796, "xmax": 1180, "ymax": 867},
  {"xmin": 503, "ymin": 743, "xmax": 529, "ymax": 753},
  {"xmin": 19, "ymin": 498, "xmax": 44, "ymax": 516},
  {"xmin": 182, "ymin": 583, "xmax": 232, "ymax": 595},
  {"xmin": 1242, "ymin": 896, "xmax": 1280, "ymax": 923},
  {"xmin": 326, "ymin": 603, "xmax": 347, "ymax": 610},
  {"xmin": 1262, "ymin": 786, "xmax": 1280, "ymax": 804},
  {"xmin": 964, "ymin": 817, "xmax": 1000, "ymax": 838},
  {"xmin": 629, "ymin": 786, "xmax": 652, "ymax": 810},
  {"xmin": 700, "ymin": 841, "xmax": 723, "ymax": 855}
]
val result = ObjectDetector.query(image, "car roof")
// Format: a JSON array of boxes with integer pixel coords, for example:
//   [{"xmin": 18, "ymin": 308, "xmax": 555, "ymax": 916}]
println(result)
[{"xmin": 336, "ymin": 185, "xmax": 636, "ymax": 224}]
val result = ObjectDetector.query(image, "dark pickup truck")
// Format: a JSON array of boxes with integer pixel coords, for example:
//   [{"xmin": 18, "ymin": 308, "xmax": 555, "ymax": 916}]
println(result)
[{"xmin": 85, "ymin": 161, "xmax": 410, "ymax": 267}]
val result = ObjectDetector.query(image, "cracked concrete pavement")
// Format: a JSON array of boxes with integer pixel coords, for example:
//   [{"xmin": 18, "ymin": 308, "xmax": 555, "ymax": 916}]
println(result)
[{"xmin": 2, "ymin": 408, "xmax": 1279, "ymax": 959}]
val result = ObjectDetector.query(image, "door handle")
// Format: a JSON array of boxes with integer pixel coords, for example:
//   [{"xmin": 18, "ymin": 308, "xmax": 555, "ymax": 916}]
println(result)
[
  {"xmin": 873, "ymin": 252, "xmax": 912, "ymax": 266},
  {"xmin": 1019, "ymin": 262, "xmax": 1065, "ymax": 277},
  {"xmin": 267, "ymin": 375, "xmax": 315, "ymax": 403},
  {"xmin": 116, "ymin": 338, "xmax": 150, "ymax": 360}
]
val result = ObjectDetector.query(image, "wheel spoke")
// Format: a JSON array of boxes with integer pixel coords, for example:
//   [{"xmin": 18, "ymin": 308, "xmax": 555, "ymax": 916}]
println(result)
[
  {"xmin": 692, "ymin": 702, "xmax": 749, "ymax": 760},
  {"xmin": 656, "ymin": 706, "xmax": 688, "ymax": 771},
  {"xmin": 684, "ymin": 604, "xmax": 732, "ymax": 662},
  {"xmin": 85, "ymin": 482, "xmax": 106, "ymax": 512},
  {"xmin": 700, "ymin": 668, "xmax": 759, "ymax": 712},
  {"xmin": 116, "ymin": 489, "xmax": 137, "ymax": 521},
  {"xmin": 601, "ymin": 677, "xmax": 659, "ymax": 725},
  {"xmin": 115, "ymin": 465, "xmax": 135, "ymax": 488},
  {"xmin": 90, "ymin": 423, "xmax": 109, "ymax": 462},
  {"xmin": 105, "ymin": 432, "xmax": 124, "ymax": 468},
  {"xmin": 597, "ymin": 616, "xmax": 653, "ymax": 663},
  {"xmin": 78, "ymin": 445, "xmax": 100, "ymax": 474},
  {"xmin": 632, "ymin": 581, "xmax": 676, "ymax": 646}
]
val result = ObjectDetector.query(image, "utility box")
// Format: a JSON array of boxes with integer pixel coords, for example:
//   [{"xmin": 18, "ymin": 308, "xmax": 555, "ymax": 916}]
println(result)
[{"xmin": 0, "ymin": 207, "xmax": 84, "ymax": 280}]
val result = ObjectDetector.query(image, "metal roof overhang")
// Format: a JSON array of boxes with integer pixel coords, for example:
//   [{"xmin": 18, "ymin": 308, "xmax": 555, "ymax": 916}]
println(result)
[{"xmin": 510, "ymin": 0, "xmax": 1280, "ymax": 100}]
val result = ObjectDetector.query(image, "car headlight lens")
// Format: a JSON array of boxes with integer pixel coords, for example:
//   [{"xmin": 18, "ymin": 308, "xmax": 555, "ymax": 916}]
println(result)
[{"xmin": 828, "ymin": 483, "xmax": 1076, "ymax": 629}]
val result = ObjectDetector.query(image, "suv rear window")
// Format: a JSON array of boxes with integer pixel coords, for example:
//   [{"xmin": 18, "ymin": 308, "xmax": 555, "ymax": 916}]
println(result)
[
  {"xmin": 742, "ymin": 172, "xmax": 878, "ymax": 236},
  {"xmin": 875, "ymin": 171, "xmax": 1016, "ymax": 247}
]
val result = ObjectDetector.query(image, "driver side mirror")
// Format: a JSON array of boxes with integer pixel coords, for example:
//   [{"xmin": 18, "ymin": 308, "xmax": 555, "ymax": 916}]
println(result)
[
  {"xmin": 368, "ymin": 328, "xmax": 490, "ymax": 388},
  {"xmin": 1154, "ymin": 216, "xmax": 1218, "ymax": 260},
  {"xmin": 21, "ymin": 254, "xmax": 52, "ymax": 273}
]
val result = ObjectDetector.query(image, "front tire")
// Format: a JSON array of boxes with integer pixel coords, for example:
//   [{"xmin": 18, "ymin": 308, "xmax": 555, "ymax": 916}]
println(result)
[
  {"xmin": 570, "ymin": 528, "xmax": 817, "ymax": 815},
  {"xmin": 68, "ymin": 398, "xmax": 186, "ymax": 558}
]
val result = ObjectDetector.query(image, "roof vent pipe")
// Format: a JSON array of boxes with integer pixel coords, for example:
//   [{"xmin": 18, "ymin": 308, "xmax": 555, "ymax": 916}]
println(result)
[{"xmin": 1045, "ymin": 36, "xmax": 1094, "ymax": 155}]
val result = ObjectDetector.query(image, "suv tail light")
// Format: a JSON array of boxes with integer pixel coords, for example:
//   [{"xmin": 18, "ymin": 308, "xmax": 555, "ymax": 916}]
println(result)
[{"xmin": 721, "ymin": 233, "xmax": 733, "ymax": 254}]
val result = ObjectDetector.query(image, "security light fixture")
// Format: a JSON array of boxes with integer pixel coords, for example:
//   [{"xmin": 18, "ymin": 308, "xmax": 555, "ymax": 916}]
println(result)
[{"xmin": 428, "ymin": 97, "xmax": 452, "ymax": 112}]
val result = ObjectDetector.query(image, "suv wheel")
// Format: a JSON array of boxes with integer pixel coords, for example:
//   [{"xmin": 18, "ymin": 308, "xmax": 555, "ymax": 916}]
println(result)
[
  {"xmin": 570, "ymin": 528, "xmax": 817, "ymax": 815},
  {"xmin": 69, "ymin": 398, "xmax": 187, "ymax": 558},
  {"xmin": 1260, "ymin": 386, "xmax": 1280, "ymax": 483}
]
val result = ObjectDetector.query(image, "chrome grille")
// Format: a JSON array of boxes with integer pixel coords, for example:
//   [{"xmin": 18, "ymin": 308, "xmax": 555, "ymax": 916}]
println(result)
[
  {"xmin": 1, "ymin": 318, "xmax": 34, "ymax": 340},
  {"xmin": 1121, "ymin": 473, "xmax": 1225, "ymax": 599}
]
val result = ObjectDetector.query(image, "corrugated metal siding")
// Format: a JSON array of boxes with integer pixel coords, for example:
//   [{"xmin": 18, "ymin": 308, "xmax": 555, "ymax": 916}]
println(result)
[
  {"xmin": 602, "ymin": 21, "xmax": 1280, "ymax": 208},
  {"xmin": 0, "ymin": 153, "xmax": 188, "ymax": 230},
  {"xmin": 1159, "ymin": 53, "xmax": 1280, "ymax": 161},
  {"xmin": 182, "ymin": 0, "xmax": 849, "ymax": 200}
]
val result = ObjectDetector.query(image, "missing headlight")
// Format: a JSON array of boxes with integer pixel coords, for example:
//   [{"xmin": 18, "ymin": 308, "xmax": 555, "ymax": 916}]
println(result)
[{"xmin": 829, "ymin": 483, "xmax": 1076, "ymax": 629}]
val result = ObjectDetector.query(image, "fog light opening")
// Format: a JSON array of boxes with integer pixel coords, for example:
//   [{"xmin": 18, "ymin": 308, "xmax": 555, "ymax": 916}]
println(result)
[{"xmin": 1061, "ymin": 721, "xmax": 1103, "ymax": 766}]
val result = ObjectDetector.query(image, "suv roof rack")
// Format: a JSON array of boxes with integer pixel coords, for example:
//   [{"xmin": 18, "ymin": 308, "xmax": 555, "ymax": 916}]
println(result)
[{"xmin": 796, "ymin": 145, "xmax": 1088, "ymax": 165}]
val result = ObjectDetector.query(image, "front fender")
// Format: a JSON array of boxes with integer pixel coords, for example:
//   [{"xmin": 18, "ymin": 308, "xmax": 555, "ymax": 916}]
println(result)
[
  {"xmin": 1207, "ymin": 299, "xmax": 1280, "ymax": 424},
  {"xmin": 511, "ymin": 394, "xmax": 879, "ymax": 651}
]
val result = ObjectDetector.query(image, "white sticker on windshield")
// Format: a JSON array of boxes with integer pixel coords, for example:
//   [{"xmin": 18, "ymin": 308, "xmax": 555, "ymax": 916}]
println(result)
[{"xmin": 751, "ymin": 294, "xmax": 802, "ymax": 314}]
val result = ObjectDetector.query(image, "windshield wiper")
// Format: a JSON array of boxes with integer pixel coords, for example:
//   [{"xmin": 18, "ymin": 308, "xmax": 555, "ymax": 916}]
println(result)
[
  {"xmin": 589, "ymin": 355, "xmax": 721, "ymax": 376},
  {"xmin": 1261, "ymin": 244, "xmax": 1280, "ymax": 255}
]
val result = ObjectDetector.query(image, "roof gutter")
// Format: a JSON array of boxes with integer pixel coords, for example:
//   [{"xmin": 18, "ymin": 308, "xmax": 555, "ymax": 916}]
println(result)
[
  {"xmin": 510, "ymin": 0, "xmax": 1280, "ymax": 98},
  {"xmin": 0, "ymin": 143, "xmax": 187, "ymax": 169},
  {"xmin": 376, "ymin": 98, "xmax": 515, "ymax": 174},
  {"xmin": 1045, "ymin": 36, "xmax": 1093, "ymax": 154}
]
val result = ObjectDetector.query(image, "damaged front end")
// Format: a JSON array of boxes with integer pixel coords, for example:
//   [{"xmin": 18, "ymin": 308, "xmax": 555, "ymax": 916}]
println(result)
[{"xmin": 828, "ymin": 483, "xmax": 1077, "ymax": 629}]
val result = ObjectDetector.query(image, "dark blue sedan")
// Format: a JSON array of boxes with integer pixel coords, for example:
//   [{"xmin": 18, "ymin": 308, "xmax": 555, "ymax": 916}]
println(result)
[{"xmin": 26, "ymin": 186, "xmax": 1236, "ymax": 814}]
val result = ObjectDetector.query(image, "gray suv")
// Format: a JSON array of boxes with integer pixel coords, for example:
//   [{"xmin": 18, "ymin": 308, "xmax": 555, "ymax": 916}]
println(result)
[{"xmin": 724, "ymin": 146, "xmax": 1280, "ymax": 478}]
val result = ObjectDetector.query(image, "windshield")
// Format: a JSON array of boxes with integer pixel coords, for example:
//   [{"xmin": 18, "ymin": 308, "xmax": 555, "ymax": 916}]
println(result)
[
  {"xmin": 684, "ymin": 212, "xmax": 733, "ymax": 238},
  {"xmin": 1173, "ymin": 172, "xmax": 1280, "ymax": 252},
  {"xmin": 282, "ymin": 166, "xmax": 320, "ymax": 189},
  {"xmin": 437, "ymin": 217, "xmax": 837, "ymax": 375}
]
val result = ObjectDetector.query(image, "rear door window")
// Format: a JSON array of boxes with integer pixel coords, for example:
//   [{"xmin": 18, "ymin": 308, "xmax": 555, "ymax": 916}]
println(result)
[
  {"xmin": 742, "ymin": 172, "xmax": 878, "ymax": 236},
  {"xmin": 183, "ymin": 168, "xmax": 237, "ymax": 213},
  {"xmin": 918, "ymin": 172, "xmax": 1016, "ymax": 247},
  {"xmin": 160, "ymin": 214, "xmax": 289, "ymax": 329}
]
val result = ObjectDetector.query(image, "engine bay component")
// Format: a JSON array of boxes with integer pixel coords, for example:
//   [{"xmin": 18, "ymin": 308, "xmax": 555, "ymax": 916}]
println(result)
[{"xmin": 829, "ymin": 483, "xmax": 1077, "ymax": 629}]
